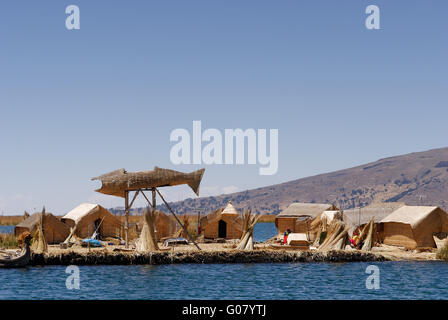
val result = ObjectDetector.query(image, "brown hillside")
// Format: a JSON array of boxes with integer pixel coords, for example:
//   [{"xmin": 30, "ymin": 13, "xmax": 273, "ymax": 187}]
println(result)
[{"xmin": 157, "ymin": 147, "xmax": 448, "ymax": 214}]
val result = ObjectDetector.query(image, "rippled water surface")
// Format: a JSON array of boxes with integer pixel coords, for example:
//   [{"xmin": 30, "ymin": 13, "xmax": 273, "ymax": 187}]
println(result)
[
  {"xmin": 1, "ymin": 262, "xmax": 448, "ymax": 300},
  {"xmin": 1, "ymin": 222, "xmax": 447, "ymax": 300}
]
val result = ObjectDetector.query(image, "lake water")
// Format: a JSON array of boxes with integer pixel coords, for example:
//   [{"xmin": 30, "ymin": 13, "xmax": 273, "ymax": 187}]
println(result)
[
  {"xmin": 0, "ymin": 222, "xmax": 277, "ymax": 240},
  {"xmin": 1, "ymin": 262, "xmax": 448, "ymax": 300},
  {"xmin": 1, "ymin": 222, "xmax": 447, "ymax": 300},
  {"xmin": 253, "ymin": 222, "xmax": 277, "ymax": 242},
  {"xmin": 0, "ymin": 225, "xmax": 14, "ymax": 234}
]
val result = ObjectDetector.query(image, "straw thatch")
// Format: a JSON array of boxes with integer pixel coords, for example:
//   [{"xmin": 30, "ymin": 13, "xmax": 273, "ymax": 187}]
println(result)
[
  {"xmin": 62, "ymin": 203, "xmax": 122, "ymax": 239},
  {"xmin": 222, "ymin": 200, "xmax": 238, "ymax": 215},
  {"xmin": 136, "ymin": 208, "xmax": 159, "ymax": 252},
  {"xmin": 92, "ymin": 167, "xmax": 205, "ymax": 198},
  {"xmin": 15, "ymin": 210, "xmax": 69, "ymax": 244},
  {"xmin": 277, "ymin": 203, "xmax": 337, "ymax": 218},
  {"xmin": 378, "ymin": 205, "xmax": 448, "ymax": 249}
]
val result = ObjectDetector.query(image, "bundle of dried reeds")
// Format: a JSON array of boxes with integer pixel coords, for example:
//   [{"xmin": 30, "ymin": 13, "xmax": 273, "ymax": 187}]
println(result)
[
  {"xmin": 361, "ymin": 219, "xmax": 375, "ymax": 251},
  {"xmin": 318, "ymin": 219, "xmax": 349, "ymax": 251},
  {"xmin": 312, "ymin": 214, "xmax": 327, "ymax": 247},
  {"xmin": 136, "ymin": 207, "xmax": 159, "ymax": 252},
  {"xmin": 236, "ymin": 210, "xmax": 262, "ymax": 250},
  {"xmin": 240, "ymin": 210, "xmax": 252, "ymax": 241},
  {"xmin": 310, "ymin": 213, "xmax": 323, "ymax": 231},
  {"xmin": 356, "ymin": 218, "xmax": 374, "ymax": 247},
  {"xmin": 31, "ymin": 219, "xmax": 47, "ymax": 253}
]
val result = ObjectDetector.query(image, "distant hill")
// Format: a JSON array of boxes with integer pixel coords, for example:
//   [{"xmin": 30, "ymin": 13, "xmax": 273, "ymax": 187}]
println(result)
[{"xmin": 113, "ymin": 147, "xmax": 448, "ymax": 215}]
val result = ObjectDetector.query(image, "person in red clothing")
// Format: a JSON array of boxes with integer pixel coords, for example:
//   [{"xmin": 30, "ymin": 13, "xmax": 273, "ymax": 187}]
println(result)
[
  {"xmin": 350, "ymin": 230, "xmax": 360, "ymax": 248},
  {"xmin": 283, "ymin": 229, "xmax": 292, "ymax": 245}
]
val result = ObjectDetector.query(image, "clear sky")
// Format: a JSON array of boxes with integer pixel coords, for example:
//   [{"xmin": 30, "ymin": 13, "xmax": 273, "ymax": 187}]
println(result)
[{"xmin": 0, "ymin": 1, "xmax": 447, "ymax": 214}]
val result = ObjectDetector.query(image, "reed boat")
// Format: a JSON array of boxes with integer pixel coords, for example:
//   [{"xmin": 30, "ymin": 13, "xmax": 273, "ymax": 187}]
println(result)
[{"xmin": 0, "ymin": 234, "xmax": 31, "ymax": 268}]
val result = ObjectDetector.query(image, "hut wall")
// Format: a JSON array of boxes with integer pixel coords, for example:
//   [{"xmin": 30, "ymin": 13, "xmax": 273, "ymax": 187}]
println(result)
[
  {"xmin": 440, "ymin": 208, "xmax": 448, "ymax": 231},
  {"xmin": 154, "ymin": 212, "xmax": 176, "ymax": 240},
  {"xmin": 382, "ymin": 222, "xmax": 417, "ymax": 249},
  {"xmin": 15, "ymin": 216, "xmax": 69, "ymax": 244},
  {"xmin": 203, "ymin": 215, "xmax": 242, "ymax": 239},
  {"xmin": 413, "ymin": 208, "xmax": 447, "ymax": 248},
  {"xmin": 14, "ymin": 226, "xmax": 30, "ymax": 237},
  {"xmin": 74, "ymin": 209, "xmax": 122, "ymax": 239},
  {"xmin": 382, "ymin": 208, "xmax": 448, "ymax": 249},
  {"xmin": 296, "ymin": 218, "xmax": 315, "ymax": 232},
  {"xmin": 63, "ymin": 219, "xmax": 76, "ymax": 229},
  {"xmin": 294, "ymin": 219, "xmax": 316, "ymax": 241},
  {"xmin": 44, "ymin": 219, "xmax": 70, "ymax": 243},
  {"xmin": 276, "ymin": 218, "xmax": 297, "ymax": 235}
]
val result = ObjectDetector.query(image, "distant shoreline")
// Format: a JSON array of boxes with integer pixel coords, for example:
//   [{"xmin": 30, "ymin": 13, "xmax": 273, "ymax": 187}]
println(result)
[
  {"xmin": 0, "ymin": 216, "xmax": 22, "ymax": 226},
  {"xmin": 0, "ymin": 214, "xmax": 277, "ymax": 226}
]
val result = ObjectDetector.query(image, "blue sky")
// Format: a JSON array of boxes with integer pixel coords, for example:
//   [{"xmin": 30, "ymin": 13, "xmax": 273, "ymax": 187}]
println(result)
[{"xmin": 0, "ymin": 1, "xmax": 447, "ymax": 214}]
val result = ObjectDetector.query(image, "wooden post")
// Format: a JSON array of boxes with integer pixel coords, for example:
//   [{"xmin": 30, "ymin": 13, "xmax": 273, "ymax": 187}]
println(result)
[
  {"xmin": 152, "ymin": 188, "xmax": 156, "ymax": 211},
  {"xmin": 197, "ymin": 209, "xmax": 200, "ymax": 235},
  {"xmin": 125, "ymin": 190, "xmax": 129, "ymax": 248},
  {"xmin": 152, "ymin": 188, "xmax": 157, "ymax": 240}
]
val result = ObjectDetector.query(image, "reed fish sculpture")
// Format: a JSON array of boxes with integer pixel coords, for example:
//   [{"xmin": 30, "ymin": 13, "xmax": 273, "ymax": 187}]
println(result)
[{"xmin": 92, "ymin": 167, "xmax": 205, "ymax": 198}]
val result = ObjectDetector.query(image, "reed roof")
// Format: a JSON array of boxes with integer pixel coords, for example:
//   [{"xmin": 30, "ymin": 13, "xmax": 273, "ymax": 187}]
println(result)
[
  {"xmin": 16, "ymin": 212, "xmax": 56, "ymax": 230},
  {"xmin": 222, "ymin": 201, "xmax": 238, "ymax": 215},
  {"xmin": 63, "ymin": 203, "xmax": 101, "ymax": 224},
  {"xmin": 277, "ymin": 203, "xmax": 336, "ymax": 219},
  {"xmin": 62, "ymin": 203, "xmax": 121, "ymax": 225},
  {"xmin": 380, "ymin": 205, "xmax": 442, "ymax": 228},
  {"xmin": 344, "ymin": 202, "xmax": 405, "ymax": 227}
]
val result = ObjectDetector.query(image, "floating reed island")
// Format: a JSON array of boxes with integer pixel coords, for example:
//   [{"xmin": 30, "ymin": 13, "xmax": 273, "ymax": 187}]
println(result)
[
  {"xmin": 29, "ymin": 249, "xmax": 388, "ymax": 266},
  {"xmin": 3, "ymin": 166, "xmax": 448, "ymax": 267}
]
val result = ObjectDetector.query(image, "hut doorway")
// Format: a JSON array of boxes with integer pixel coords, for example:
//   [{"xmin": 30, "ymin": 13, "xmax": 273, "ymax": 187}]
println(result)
[
  {"xmin": 218, "ymin": 220, "xmax": 227, "ymax": 238},
  {"xmin": 94, "ymin": 218, "xmax": 102, "ymax": 239}
]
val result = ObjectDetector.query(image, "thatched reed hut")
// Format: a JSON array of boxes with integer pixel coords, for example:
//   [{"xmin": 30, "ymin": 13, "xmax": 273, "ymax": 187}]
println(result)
[
  {"xmin": 275, "ymin": 203, "xmax": 337, "ymax": 235},
  {"xmin": 15, "ymin": 212, "xmax": 69, "ymax": 244},
  {"xmin": 200, "ymin": 201, "xmax": 243, "ymax": 239},
  {"xmin": 62, "ymin": 203, "xmax": 122, "ymax": 239},
  {"xmin": 378, "ymin": 205, "xmax": 448, "ymax": 249}
]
